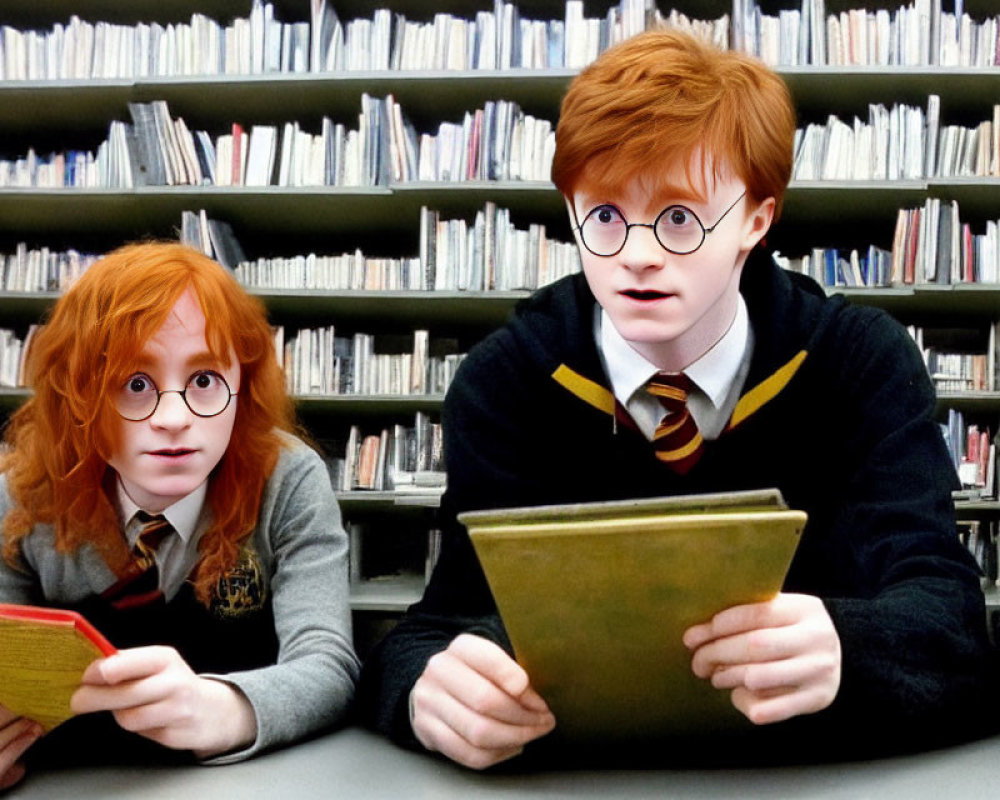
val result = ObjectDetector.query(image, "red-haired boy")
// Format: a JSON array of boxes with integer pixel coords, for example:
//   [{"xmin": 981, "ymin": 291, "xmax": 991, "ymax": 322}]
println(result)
[{"xmin": 359, "ymin": 29, "xmax": 993, "ymax": 769}]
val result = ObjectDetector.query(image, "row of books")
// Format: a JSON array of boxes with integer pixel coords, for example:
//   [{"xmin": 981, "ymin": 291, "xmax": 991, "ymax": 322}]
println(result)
[
  {"xmin": 3, "ymin": 310, "xmax": 996, "ymax": 399},
  {"xmin": 233, "ymin": 205, "xmax": 582, "ymax": 293},
  {"xmin": 1, "ymin": 198, "xmax": 584, "ymax": 295},
  {"xmin": 4, "ymin": 0, "xmax": 1000, "ymax": 80},
  {"xmin": 0, "ymin": 0, "xmax": 723, "ymax": 78},
  {"xmin": 793, "ymin": 97, "xmax": 1000, "ymax": 182},
  {"xmin": 277, "ymin": 326, "xmax": 465, "ymax": 398},
  {"xmin": 942, "ymin": 408, "xmax": 996, "ymax": 495},
  {"xmin": 418, "ymin": 203, "xmax": 580, "ymax": 292},
  {"xmin": 8, "ymin": 94, "xmax": 1000, "ymax": 190},
  {"xmin": 737, "ymin": 0, "xmax": 1000, "ymax": 67},
  {"xmin": 0, "ymin": 244, "xmax": 98, "ymax": 293},
  {"xmin": 0, "ymin": 323, "xmax": 467, "ymax": 399},
  {"xmin": 892, "ymin": 199, "xmax": 1000, "ymax": 286},
  {"xmin": 0, "ymin": 95, "xmax": 555, "ymax": 190},
  {"xmin": 774, "ymin": 245, "xmax": 893, "ymax": 288},
  {"xmin": 396, "ymin": 99, "xmax": 554, "ymax": 184},
  {"xmin": 327, "ymin": 412, "xmax": 444, "ymax": 492},
  {"xmin": 9, "ymin": 200, "xmax": 1000, "ymax": 299},
  {"xmin": 775, "ymin": 199, "xmax": 1000, "ymax": 287},
  {"xmin": 5, "ymin": 192, "xmax": 1000, "ymax": 297},
  {"xmin": 0, "ymin": 329, "xmax": 28, "ymax": 388},
  {"xmin": 0, "ymin": 0, "xmax": 730, "ymax": 78},
  {"xmin": 908, "ymin": 324, "xmax": 1000, "ymax": 393},
  {"xmin": 0, "ymin": 1, "xmax": 317, "ymax": 80}
]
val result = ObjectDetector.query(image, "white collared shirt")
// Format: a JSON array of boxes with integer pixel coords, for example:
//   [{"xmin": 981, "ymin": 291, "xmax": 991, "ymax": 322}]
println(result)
[
  {"xmin": 116, "ymin": 479, "xmax": 209, "ymax": 600},
  {"xmin": 596, "ymin": 295, "xmax": 754, "ymax": 441}
]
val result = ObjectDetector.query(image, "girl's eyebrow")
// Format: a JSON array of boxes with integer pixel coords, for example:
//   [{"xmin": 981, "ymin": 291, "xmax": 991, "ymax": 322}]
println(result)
[
  {"xmin": 129, "ymin": 350, "xmax": 224, "ymax": 374},
  {"xmin": 183, "ymin": 350, "xmax": 224, "ymax": 368}
]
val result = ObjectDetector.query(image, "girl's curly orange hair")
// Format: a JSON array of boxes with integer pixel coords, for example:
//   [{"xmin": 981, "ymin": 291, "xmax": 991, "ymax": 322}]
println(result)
[{"xmin": 1, "ymin": 242, "xmax": 297, "ymax": 605}]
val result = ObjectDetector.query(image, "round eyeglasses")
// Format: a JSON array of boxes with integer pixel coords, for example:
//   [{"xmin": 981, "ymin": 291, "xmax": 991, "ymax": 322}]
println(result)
[
  {"xmin": 114, "ymin": 370, "xmax": 237, "ymax": 422},
  {"xmin": 573, "ymin": 191, "xmax": 747, "ymax": 258}
]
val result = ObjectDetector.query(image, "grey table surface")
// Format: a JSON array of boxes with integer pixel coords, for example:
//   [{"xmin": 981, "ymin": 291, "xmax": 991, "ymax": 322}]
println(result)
[{"xmin": 6, "ymin": 725, "xmax": 997, "ymax": 799}]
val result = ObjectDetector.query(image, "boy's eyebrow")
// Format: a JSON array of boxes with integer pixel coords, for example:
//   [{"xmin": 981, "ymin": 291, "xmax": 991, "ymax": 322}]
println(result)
[
  {"xmin": 658, "ymin": 185, "xmax": 706, "ymax": 205},
  {"xmin": 577, "ymin": 182, "xmax": 708, "ymax": 209}
]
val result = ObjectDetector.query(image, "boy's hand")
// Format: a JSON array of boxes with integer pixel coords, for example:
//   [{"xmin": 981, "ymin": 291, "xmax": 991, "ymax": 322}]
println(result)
[
  {"xmin": 0, "ymin": 705, "xmax": 42, "ymax": 791},
  {"xmin": 70, "ymin": 645, "xmax": 257, "ymax": 759},
  {"xmin": 682, "ymin": 593, "xmax": 841, "ymax": 724},
  {"xmin": 410, "ymin": 633, "xmax": 556, "ymax": 770}
]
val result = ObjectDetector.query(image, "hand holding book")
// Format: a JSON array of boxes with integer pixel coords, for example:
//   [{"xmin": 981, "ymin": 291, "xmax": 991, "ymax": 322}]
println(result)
[
  {"xmin": 683, "ymin": 592, "xmax": 841, "ymax": 725},
  {"xmin": 409, "ymin": 633, "xmax": 555, "ymax": 770}
]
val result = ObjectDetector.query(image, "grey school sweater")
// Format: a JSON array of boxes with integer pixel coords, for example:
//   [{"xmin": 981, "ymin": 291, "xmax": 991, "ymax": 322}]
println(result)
[{"xmin": 0, "ymin": 434, "xmax": 359, "ymax": 763}]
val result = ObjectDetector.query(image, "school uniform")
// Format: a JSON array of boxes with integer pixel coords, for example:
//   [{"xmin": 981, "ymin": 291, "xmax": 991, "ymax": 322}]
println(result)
[
  {"xmin": 0, "ymin": 433, "xmax": 360, "ymax": 764},
  {"xmin": 358, "ymin": 249, "xmax": 995, "ymax": 760}
]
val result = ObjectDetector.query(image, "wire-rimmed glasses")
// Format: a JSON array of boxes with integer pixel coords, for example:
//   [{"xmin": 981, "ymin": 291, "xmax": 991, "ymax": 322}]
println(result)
[
  {"xmin": 114, "ymin": 370, "xmax": 236, "ymax": 421},
  {"xmin": 573, "ymin": 191, "xmax": 747, "ymax": 258}
]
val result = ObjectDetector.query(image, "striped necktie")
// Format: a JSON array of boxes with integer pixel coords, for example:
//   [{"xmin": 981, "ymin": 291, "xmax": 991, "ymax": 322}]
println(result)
[
  {"xmin": 647, "ymin": 372, "xmax": 704, "ymax": 475},
  {"xmin": 101, "ymin": 512, "xmax": 173, "ymax": 610}
]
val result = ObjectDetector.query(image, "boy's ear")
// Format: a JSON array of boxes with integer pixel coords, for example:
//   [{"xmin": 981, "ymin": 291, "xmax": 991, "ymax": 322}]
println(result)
[{"xmin": 742, "ymin": 196, "xmax": 775, "ymax": 250}]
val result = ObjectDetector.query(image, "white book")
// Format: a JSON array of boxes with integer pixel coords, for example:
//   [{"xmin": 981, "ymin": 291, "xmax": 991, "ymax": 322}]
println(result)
[
  {"xmin": 476, "ymin": 11, "xmax": 497, "ymax": 69},
  {"xmin": 948, "ymin": 200, "xmax": 961, "ymax": 283},
  {"xmin": 924, "ymin": 94, "xmax": 940, "ymax": 177},
  {"xmin": 921, "ymin": 197, "xmax": 940, "ymax": 283},
  {"xmin": 215, "ymin": 134, "xmax": 232, "ymax": 186},
  {"xmin": 245, "ymin": 125, "xmax": 277, "ymax": 186},
  {"xmin": 173, "ymin": 117, "xmax": 203, "ymax": 185},
  {"xmin": 198, "ymin": 209, "xmax": 212, "ymax": 258},
  {"xmin": 151, "ymin": 101, "xmax": 181, "ymax": 185},
  {"xmin": 277, "ymin": 121, "xmax": 295, "ymax": 186},
  {"xmin": 264, "ymin": 15, "xmax": 282, "ymax": 72},
  {"xmin": 903, "ymin": 104, "xmax": 925, "ymax": 179},
  {"xmin": 249, "ymin": 0, "xmax": 265, "ymax": 74}
]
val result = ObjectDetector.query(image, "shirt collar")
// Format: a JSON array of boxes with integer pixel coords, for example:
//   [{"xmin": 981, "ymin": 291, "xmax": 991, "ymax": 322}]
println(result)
[
  {"xmin": 600, "ymin": 294, "xmax": 749, "ymax": 410},
  {"xmin": 116, "ymin": 478, "xmax": 207, "ymax": 545}
]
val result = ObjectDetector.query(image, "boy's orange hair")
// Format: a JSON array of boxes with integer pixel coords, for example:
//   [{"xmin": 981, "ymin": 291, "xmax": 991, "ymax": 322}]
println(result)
[
  {"xmin": 552, "ymin": 28, "xmax": 796, "ymax": 220},
  {"xmin": 1, "ymin": 242, "xmax": 297, "ymax": 604}
]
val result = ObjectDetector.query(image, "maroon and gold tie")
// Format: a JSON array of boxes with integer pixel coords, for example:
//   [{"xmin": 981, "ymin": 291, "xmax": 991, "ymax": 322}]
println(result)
[
  {"xmin": 647, "ymin": 372, "xmax": 704, "ymax": 475},
  {"xmin": 101, "ymin": 512, "xmax": 172, "ymax": 610}
]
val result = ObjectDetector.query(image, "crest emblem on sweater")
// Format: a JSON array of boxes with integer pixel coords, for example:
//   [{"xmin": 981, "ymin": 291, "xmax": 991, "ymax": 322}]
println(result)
[{"xmin": 211, "ymin": 547, "xmax": 267, "ymax": 618}]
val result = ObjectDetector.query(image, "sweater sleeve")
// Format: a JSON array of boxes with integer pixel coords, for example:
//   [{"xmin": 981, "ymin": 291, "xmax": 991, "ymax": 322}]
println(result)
[
  {"xmin": 802, "ymin": 310, "xmax": 995, "ymax": 747},
  {"xmin": 207, "ymin": 442, "xmax": 360, "ymax": 763}
]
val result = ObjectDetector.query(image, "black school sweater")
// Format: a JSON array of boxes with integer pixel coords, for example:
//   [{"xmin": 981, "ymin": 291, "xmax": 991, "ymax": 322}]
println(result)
[{"xmin": 358, "ymin": 250, "xmax": 997, "ymax": 763}]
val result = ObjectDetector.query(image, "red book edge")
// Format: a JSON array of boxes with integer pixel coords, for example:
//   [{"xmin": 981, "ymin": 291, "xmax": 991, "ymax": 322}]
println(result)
[{"xmin": 0, "ymin": 603, "xmax": 117, "ymax": 657}]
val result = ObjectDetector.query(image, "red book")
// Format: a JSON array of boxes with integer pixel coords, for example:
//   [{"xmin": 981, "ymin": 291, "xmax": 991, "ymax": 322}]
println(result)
[
  {"xmin": 0, "ymin": 604, "xmax": 116, "ymax": 730},
  {"xmin": 903, "ymin": 208, "xmax": 920, "ymax": 285},
  {"xmin": 231, "ymin": 122, "xmax": 245, "ymax": 185}
]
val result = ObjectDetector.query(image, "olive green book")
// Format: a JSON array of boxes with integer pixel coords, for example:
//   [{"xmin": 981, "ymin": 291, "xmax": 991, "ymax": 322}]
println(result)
[{"xmin": 461, "ymin": 489, "xmax": 806, "ymax": 742}]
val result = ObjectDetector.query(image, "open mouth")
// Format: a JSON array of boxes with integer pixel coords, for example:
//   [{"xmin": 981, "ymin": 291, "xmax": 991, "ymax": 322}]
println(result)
[{"xmin": 621, "ymin": 289, "xmax": 671, "ymax": 301}]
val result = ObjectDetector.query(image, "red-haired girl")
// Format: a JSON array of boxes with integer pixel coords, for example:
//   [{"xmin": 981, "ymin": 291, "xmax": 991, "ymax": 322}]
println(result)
[{"xmin": 0, "ymin": 243, "xmax": 358, "ymax": 788}]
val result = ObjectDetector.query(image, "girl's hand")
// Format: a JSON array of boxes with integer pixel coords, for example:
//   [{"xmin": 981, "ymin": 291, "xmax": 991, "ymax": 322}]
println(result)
[{"xmin": 71, "ymin": 645, "xmax": 257, "ymax": 759}]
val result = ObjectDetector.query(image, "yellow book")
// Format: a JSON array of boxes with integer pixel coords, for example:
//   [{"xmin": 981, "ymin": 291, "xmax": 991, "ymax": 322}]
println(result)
[
  {"xmin": 0, "ymin": 604, "xmax": 116, "ymax": 731},
  {"xmin": 461, "ymin": 489, "xmax": 806, "ymax": 743}
]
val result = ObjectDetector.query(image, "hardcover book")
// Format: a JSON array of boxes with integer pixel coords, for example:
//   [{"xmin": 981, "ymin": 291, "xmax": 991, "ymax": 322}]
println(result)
[
  {"xmin": 0, "ymin": 604, "xmax": 116, "ymax": 731},
  {"xmin": 462, "ymin": 489, "xmax": 806, "ymax": 743}
]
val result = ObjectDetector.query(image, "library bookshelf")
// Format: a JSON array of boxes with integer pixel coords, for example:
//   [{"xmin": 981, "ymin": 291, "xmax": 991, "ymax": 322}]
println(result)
[{"xmin": 2, "ymin": 0, "xmax": 1000, "ymax": 648}]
